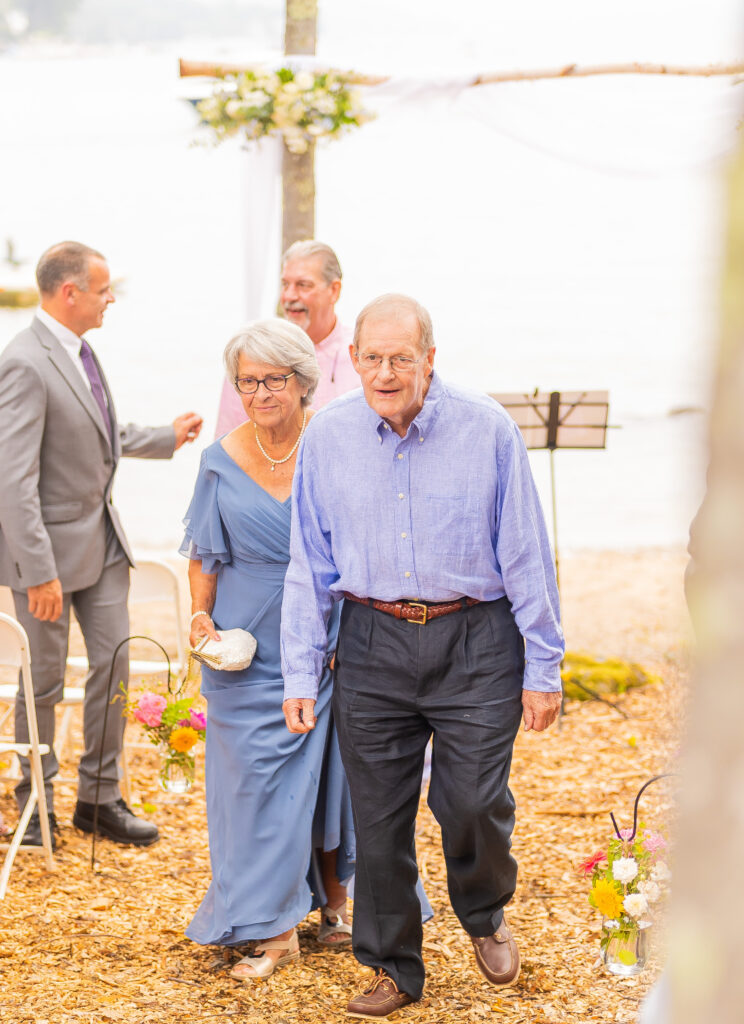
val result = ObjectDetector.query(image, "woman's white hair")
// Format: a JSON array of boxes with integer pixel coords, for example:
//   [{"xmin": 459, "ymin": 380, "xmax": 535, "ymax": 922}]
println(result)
[{"xmin": 224, "ymin": 318, "xmax": 320, "ymax": 408}]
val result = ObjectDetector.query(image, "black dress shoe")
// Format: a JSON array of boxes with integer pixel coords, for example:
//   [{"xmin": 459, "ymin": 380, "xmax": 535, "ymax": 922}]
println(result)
[
  {"xmin": 73, "ymin": 798, "xmax": 159, "ymax": 847},
  {"xmin": 21, "ymin": 811, "xmax": 58, "ymax": 851}
]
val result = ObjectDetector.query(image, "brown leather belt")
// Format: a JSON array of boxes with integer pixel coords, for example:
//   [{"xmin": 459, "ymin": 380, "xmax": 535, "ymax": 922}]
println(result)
[{"xmin": 343, "ymin": 592, "xmax": 480, "ymax": 626}]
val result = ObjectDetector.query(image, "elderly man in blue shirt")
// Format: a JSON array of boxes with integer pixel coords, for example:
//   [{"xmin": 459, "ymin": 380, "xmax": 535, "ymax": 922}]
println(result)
[{"xmin": 281, "ymin": 293, "xmax": 563, "ymax": 1019}]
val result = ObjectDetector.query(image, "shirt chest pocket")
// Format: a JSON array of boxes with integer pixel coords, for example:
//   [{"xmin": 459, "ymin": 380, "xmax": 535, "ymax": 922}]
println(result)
[{"xmin": 420, "ymin": 494, "xmax": 488, "ymax": 559}]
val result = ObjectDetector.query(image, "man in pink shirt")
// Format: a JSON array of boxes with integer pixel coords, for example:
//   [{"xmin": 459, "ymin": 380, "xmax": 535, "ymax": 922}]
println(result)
[{"xmin": 215, "ymin": 241, "xmax": 358, "ymax": 436}]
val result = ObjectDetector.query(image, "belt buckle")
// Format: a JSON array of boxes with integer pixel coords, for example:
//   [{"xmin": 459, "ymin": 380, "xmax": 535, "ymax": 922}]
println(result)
[{"xmin": 407, "ymin": 601, "xmax": 429, "ymax": 625}]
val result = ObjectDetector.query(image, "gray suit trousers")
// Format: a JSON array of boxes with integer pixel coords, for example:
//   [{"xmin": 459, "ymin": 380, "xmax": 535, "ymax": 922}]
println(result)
[{"xmin": 12, "ymin": 557, "xmax": 130, "ymax": 810}]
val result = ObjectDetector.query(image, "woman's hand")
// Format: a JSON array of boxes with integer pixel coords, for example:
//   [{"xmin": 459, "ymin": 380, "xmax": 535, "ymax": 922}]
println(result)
[{"xmin": 190, "ymin": 612, "xmax": 221, "ymax": 648}]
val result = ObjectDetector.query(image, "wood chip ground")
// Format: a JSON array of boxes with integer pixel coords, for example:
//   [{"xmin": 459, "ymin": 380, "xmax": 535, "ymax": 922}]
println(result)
[{"xmin": 0, "ymin": 549, "xmax": 688, "ymax": 1022}]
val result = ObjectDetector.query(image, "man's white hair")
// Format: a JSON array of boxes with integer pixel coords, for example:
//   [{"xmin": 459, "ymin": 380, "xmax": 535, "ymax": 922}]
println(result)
[
  {"xmin": 353, "ymin": 294, "xmax": 434, "ymax": 353},
  {"xmin": 282, "ymin": 240, "xmax": 342, "ymax": 285}
]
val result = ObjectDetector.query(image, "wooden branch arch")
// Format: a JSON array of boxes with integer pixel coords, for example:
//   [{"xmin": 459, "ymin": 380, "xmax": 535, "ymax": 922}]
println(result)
[{"xmin": 179, "ymin": 57, "xmax": 744, "ymax": 87}]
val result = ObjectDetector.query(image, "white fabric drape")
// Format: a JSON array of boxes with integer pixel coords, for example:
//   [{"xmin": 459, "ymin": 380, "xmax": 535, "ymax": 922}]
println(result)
[
  {"xmin": 242, "ymin": 135, "xmax": 283, "ymax": 318},
  {"xmin": 215, "ymin": 136, "xmax": 282, "ymax": 437}
]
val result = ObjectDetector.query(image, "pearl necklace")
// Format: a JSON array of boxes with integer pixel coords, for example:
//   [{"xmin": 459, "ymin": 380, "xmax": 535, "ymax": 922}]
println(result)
[{"xmin": 254, "ymin": 409, "xmax": 307, "ymax": 471}]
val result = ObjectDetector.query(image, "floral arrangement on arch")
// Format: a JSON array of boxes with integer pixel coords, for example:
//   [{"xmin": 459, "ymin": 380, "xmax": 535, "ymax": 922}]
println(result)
[
  {"xmin": 122, "ymin": 684, "xmax": 206, "ymax": 790},
  {"xmin": 196, "ymin": 66, "xmax": 374, "ymax": 154},
  {"xmin": 583, "ymin": 826, "xmax": 670, "ymax": 957}
]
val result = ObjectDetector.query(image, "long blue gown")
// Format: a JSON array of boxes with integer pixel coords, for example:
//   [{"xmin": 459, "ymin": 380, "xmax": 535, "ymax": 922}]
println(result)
[{"xmin": 180, "ymin": 442, "xmax": 355, "ymax": 946}]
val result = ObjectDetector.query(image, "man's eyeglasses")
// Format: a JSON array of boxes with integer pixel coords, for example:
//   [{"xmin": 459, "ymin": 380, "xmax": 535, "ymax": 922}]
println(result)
[
  {"xmin": 357, "ymin": 354, "xmax": 421, "ymax": 372},
  {"xmin": 234, "ymin": 371, "xmax": 296, "ymax": 394}
]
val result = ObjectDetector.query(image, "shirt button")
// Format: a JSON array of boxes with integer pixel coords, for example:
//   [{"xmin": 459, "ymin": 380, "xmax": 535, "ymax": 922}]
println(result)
[
  {"xmin": 401, "ymin": 532, "xmax": 407, "ymax": 538},
  {"xmin": 398, "ymin": 493, "xmax": 404, "ymax": 499},
  {"xmin": 404, "ymin": 571, "xmax": 411, "ymax": 578},
  {"xmin": 419, "ymin": 436, "xmax": 424, "ymax": 443},
  {"xmin": 397, "ymin": 453, "xmax": 404, "ymax": 460}
]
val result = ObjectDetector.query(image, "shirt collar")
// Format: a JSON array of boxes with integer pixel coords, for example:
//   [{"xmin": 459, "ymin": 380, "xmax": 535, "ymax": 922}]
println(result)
[
  {"xmin": 372, "ymin": 370, "xmax": 445, "ymax": 443},
  {"xmin": 36, "ymin": 307, "xmax": 83, "ymax": 351}
]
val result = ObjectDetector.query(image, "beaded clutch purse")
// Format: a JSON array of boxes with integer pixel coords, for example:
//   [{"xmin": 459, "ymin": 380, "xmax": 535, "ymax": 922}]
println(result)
[{"xmin": 191, "ymin": 628, "xmax": 257, "ymax": 671}]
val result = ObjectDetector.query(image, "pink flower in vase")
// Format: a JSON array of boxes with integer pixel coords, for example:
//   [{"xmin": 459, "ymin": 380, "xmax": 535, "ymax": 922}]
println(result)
[
  {"xmin": 642, "ymin": 831, "xmax": 667, "ymax": 856},
  {"xmin": 189, "ymin": 709, "xmax": 207, "ymax": 731},
  {"xmin": 134, "ymin": 692, "xmax": 167, "ymax": 727}
]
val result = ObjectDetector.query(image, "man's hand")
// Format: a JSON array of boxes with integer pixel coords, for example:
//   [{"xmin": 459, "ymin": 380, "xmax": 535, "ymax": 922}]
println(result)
[
  {"xmin": 283, "ymin": 698, "xmax": 317, "ymax": 734},
  {"xmin": 522, "ymin": 689, "xmax": 561, "ymax": 732},
  {"xmin": 27, "ymin": 578, "xmax": 63, "ymax": 622},
  {"xmin": 173, "ymin": 412, "xmax": 203, "ymax": 450}
]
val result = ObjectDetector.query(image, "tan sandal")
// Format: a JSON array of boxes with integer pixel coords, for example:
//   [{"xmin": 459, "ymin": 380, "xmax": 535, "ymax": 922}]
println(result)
[
  {"xmin": 317, "ymin": 903, "xmax": 352, "ymax": 947},
  {"xmin": 230, "ymin": 929, "xmax": 300, "ymax": 980}
]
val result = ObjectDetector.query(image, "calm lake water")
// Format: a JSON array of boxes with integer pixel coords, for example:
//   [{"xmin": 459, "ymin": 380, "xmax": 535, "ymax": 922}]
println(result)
[{"xmin": 2, "ymin": 10, "xmax": 741, "ymax": 552}]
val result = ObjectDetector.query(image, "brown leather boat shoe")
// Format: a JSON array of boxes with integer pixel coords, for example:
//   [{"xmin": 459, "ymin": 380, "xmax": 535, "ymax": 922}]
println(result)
[
  {"xmin": 471, "ymin": 916, "xmax": 520, "ymax": 988},
  {"xmin": 346, "ymin": 970, "xmax": 417, "ymax": 1019}
]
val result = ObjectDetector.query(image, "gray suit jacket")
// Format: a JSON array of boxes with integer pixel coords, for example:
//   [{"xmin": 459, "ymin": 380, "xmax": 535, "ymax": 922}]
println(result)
[{"xmin": 0, "ymin": 317, "xmax": 175, "ymax": 592}]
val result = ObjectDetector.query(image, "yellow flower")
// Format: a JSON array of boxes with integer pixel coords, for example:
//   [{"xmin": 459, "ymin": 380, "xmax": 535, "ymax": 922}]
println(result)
[
  {"xmin": 590, "ymin": 877, "xmax": 623, "ymax": 919},
  {"xmin": 169, "ymin": 726, "xmax": 199, "ymax": 753}
]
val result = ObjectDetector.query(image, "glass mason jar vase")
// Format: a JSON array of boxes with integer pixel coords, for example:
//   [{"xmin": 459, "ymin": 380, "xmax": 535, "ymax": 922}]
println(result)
[
  {"xmin": 159, "ymin": 747, "xmax": 196, "ymax": 794},
  {"xmin": 602, "ymin": 922, "xmax": 649, "ymax": 976}
]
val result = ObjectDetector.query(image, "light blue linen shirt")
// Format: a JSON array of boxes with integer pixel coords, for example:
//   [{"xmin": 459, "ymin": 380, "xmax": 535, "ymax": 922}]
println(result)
[{"xmin": 281, "ymin": 373, "xmax": 564, "ymax": 700}]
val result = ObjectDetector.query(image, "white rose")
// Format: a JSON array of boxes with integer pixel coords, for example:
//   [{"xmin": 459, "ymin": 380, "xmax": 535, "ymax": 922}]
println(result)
[
  {"xmin": 314, "ymin": 94, "xmax": 337, "ymax": 115},
  {"xmin": 623, "ymin": 893, "xmax": 648, "ymax": 919},
  {"xmin": 294, "ymin": 71, "xmax": 315, "ymax": 90},
  {"xmin": 638, "ymin": 880, "xmax": 660, "ymax": 903},
  {"xmin": 612, "ymin": 857, "xmax": 639, "ymax": 884},
  {"xmin": 282, "ymin": 81, "xmax": 300, "ymax": 95},
  {"xmin": 651, "ymin": 861, "xmax": 671, "ymax": 883},
  {"xmin": 260, "ymin": 73, "xmax": 280, "ymax": 93},
  {"xmin": 283, "ymin": 128, "xmax": 308, "ymax": 153},
  {"xmin": 197, "ymin": 97, "xmax": 221, "ymax": 120},
  {"xmin": 224, "ymin": 99, "xmax": 244, "ymax": 119},
  {"xmin": 242, "ymin": 90, "xmax": 270, "ymax": 108}
]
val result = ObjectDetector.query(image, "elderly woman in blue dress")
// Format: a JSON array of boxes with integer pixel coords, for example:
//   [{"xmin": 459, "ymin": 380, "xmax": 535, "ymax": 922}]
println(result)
[{"xmin": 181, "ymin": 319, "xmax": 355, "ymax": 980}]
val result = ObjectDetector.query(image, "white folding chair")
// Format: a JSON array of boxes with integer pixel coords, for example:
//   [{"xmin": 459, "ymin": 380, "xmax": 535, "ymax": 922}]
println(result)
[
  {"xmin": 0, "ymin": 613, "xmax": 55, "ymax": 899},
  {"xmin": 61, "ymin": 559, "xmax": 186, "ymax": 770},
  {"xmin": 65, "ymin": 557, "xmax": 186, "ymax": 674},
  {"xmin": 0, "ymin": 586, "xmax": 16, "ymax": 737},
  {"xmin": 0, "ymin": 586, "xmax": 84, "ymax": 774},
  {"xmin": 0, "ymin": 562, "xmax": 186, "ymax": 802}
]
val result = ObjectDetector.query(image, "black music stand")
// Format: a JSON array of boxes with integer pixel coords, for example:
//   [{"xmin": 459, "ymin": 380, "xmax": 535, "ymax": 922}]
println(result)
[
  {"xmin": 490, "ymin": 390, "xmax": 617, "ymax": 717},
  {"xmin": 490, "ymin": 390, "xmax": 610, "ymax": 589}
]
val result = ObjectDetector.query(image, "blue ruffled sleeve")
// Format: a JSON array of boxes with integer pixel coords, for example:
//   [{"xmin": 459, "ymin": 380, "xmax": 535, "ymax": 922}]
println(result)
[{"xmin": 179, "ymin": 447, "xmax": 231, "ymax": 574}]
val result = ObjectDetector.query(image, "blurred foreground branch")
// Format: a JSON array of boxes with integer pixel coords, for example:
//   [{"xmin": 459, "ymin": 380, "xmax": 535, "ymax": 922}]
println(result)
[{"xmin": 668, "ymin": 132, "xmax": 744, "ymax": 1022}]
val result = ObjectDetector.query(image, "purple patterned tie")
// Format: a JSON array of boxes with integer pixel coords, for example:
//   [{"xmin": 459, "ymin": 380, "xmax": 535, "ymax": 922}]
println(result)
[{"xmin": 79, "ymin": 338, "xmax": 113, "ymax": 444}]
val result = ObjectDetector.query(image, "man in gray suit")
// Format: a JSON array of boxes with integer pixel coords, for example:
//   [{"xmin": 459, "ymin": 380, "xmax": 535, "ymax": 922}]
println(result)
[{"xmin": 0, "ymin": 241, "xmax": 203, "ymax": 848}]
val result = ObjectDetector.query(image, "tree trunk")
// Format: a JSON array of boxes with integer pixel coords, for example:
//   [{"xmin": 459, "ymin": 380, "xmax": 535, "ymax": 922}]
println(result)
[
  {"xmin": 282, "ymin": 0, "xmax": 318, "ymax": 254},
  {"xmin": 282, "ymin": 146, "xmax": 316, "ymax": 253},
  {"xmin": 284, "ymin": 0, "xmax": 317, "ymax": 53},
  {"xmin": 667, "ymin": 136, "xmax": 744, "ymax": 1023}
]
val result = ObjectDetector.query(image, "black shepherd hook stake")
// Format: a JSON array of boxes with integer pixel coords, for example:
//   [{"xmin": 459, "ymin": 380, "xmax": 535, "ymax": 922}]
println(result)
[
  {"xmin": 90, "ymin": 635, "xmax": 173, "ymax": 870},
  {"xmin": 609, "ymin": 772, "xmax": 677, "ymax": 843}
]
